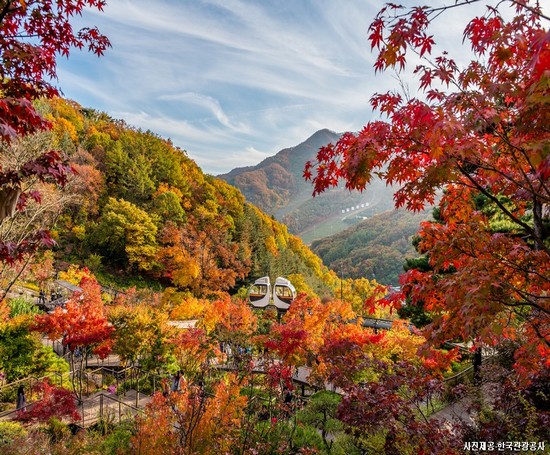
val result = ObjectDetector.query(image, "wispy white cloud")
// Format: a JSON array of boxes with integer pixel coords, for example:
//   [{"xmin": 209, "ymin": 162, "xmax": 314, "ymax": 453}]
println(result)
[
  {"xmin": 58, "ymin": 0, "xmax": 545, "ymax": 175},
  {"xmin": 159, "ymin": 92, "xmax": 250, "ymax": 133}
]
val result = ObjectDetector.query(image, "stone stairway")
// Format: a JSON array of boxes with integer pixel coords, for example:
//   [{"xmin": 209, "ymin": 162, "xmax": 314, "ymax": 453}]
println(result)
[
  {"xmin": 0, "ymin": 388, "xmax": 152, "ymax": 428},
  {"xmin": 77, "ymin": 389, "xmax": 152, "ymax": 428}
]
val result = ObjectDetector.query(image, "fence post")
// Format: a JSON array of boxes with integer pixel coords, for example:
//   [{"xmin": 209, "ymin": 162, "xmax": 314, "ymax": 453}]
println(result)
[
  {"xmin": 100, "ymin": 394, "xmax": 103, "ymax": 421},
  {"xmin": 136, "ymin": 372, "xmax": 139, "ymax": 408}
]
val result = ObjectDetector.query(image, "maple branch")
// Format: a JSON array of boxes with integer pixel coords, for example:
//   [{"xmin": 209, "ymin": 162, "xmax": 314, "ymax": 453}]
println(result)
[
  {"xmin": 501, "ymin": 295, "xmax": 550, "ymax": 316},
  {"xmin": 407, "ymin": 392, "xmax": 431, "ymax": 425},
  {"xmin": 465, "ymin": 147, "xmax": 550, "ymax": 204},
  {"xmin": 421, "ymin": 0, "xmax": 550, "ymax": 24},
  {"xmin": 393, "ymin": 12, "xmax": 548, "ymax": 191},
  {"xmin": 0, "ymin": 252, "xmax": 32, "ymax": 299},
  {"xmin": 0, "ymin": 1, "xmax": 18, "ymax": 25},
  {"xmin": 457, "ymin": 100, "xmax": 545, "ymax": 192},
  {"xmin": 515, "ymin": 147, "xmax": 550, "ymax": 202},
  {"xmin": 508, "ymin": 0, "xmax": 550, "ymax": 22},
  {"xmin": 12, "ymin": 199, "xmax": 60, "ymax": 245},
  {"xmin": 385, "ymin": 1, "xmax": 484, "ymax": 22},
  {"xmin": 456, "ymin": 163, "xmax": 547, "ymax": 252},
  {"xmin": 496, "ymin": 133, "xmax": 550, "ymax": 204},
  {"xmin": 526, "ymin": 317, "xmax": 550, "ymax": 348},
  {"xmin": 496, "ymin": 255, "xmax": 550, "ymax": 287}
]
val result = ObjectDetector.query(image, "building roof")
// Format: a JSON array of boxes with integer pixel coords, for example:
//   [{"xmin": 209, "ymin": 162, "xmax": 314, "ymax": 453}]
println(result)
[
  {"xmin": 168, "ymin": 320, "xmax": 199, "ymax": 329},
  {"xmin": 54, "ymin": 280, "xmax": 82, "ymax": 293}
]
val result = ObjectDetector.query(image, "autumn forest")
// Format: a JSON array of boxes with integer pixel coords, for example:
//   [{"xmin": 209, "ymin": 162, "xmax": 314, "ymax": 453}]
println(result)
[{"xmin": 0, "ymin": 1, "xmax": 548, "ymax": 454}]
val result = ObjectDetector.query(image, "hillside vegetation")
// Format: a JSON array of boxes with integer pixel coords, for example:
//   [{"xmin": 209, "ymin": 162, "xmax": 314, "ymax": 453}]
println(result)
[
  {"xmin": 311, "ymin": 209, "xmax": 430, "ymax": 285},
  {"xmin": 219, "ymin": 129, "xmax": 396, "ymax": 239},
  {"xmin": 13, "ymin": 99, "xmax": 349, "ymax": 298}
]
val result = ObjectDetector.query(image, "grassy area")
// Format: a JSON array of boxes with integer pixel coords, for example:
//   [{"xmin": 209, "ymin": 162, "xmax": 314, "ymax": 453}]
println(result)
[{"xmin": 300, "ymin": 213, "xmax": 365, "ymax": 245}]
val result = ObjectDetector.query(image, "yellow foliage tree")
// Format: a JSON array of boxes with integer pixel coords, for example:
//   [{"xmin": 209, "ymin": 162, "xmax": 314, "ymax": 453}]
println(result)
[
  {"xmin": 58, "ymin": 264, "xmax": 95, "ymax": 286},
  {"xmin": 108, "ymin": 302, "xmax": 172, "ymax": 369},
  {"xmin": 166, "ymin": 292, "xmax": 207, "ymax": 321}
]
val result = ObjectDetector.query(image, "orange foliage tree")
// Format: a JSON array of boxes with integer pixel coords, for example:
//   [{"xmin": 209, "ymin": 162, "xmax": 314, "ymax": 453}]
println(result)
[
  {"xmin": 202, "ymin": 295, "xmax": 257, "ymax": 347},
  {"xmin": 133, "ymin": 374, "xmax": 247, "ymax": 454},
  {"xmin": 167, "ymin": 292, "xmax": 207, "ymax": 320},
  {"xmin": 170, "ymin": 327, "xmax": 217, "ymax": 381},
  {"xmin": 158, "ymin": 215, "xmax": 250, "ymax": 296},
  {"xmin": 265, "ymin": 293, "xmax": 356, "ymax": 367},
  {"xmin": 315, "ymin": 320, "xmax": 457, "ymax": 389}
]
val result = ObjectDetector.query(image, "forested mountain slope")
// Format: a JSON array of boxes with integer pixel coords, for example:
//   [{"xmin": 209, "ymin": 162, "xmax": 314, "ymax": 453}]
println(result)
[
  {"xmin": 219, "ymin": 129, "xmax": 396, "ymax": 239},
  {"xmin": 28, "ymin": 98, "xmax": 346, "ymax": 297},
  {"xmin": 310, "ymin": 209, "xmax": 430, "ymax": 285},
  {"xmin": 220, "ymin": 129, "xmax": 340, "ymax": 213}
]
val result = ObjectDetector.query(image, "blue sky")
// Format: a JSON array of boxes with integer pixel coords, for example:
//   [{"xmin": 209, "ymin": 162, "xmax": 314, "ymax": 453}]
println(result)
[{"xmin": 55, "ymin": 0, "xmax": 519, "ymax": 175}]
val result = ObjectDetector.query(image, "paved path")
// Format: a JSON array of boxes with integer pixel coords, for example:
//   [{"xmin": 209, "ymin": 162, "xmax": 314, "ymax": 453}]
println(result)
[
  {"xmin": 44, "ymin": 337, "xmax": 121, "ymax": 368},
  {"xmin": 430, "ymin": 395, "xmax": 476, "ymax": 431},
  {"xmin": 430, "ymin": 379, "xmax": 499, "ymax": 433}
]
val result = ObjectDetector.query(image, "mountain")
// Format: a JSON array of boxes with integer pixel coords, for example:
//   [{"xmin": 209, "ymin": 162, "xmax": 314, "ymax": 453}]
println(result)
[
  {"xmin": 219, "ymin": 129, "xmax": 396, "ymax": 243},
  {"xmin": 220, "ymin": 129, "xmax": 340, "ymax": 213},
  {"xmin": 24, "ymin": 99, "xmax": 345, "ymax": 297},
  {"xmin": 310, "ymin": 209, "xmax": 431, "ymax": 286}
]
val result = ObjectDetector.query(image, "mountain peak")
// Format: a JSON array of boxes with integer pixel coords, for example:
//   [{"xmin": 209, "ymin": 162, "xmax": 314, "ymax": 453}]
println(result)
[
  {"xmin": 219, "ymin": 129, "xmax": 396, "ymax": 241},
  {"xmin": 219, "ymin": 129, "xmax": 341, "ymax": 180},
  {"xmin": 218, "ymin": 129, "xmax": 340, "ymax": 210}
]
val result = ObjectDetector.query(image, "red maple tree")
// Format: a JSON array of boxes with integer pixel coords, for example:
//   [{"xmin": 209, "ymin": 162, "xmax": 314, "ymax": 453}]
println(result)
[
  {"xmin": 34, "ymin": 277, "xmax": 114, "ymax": 398},
  {"xmin": 0, "ymin": 0, "xmax": 110, "ymax": 262},
  {"xmin": 305, "ymin": 1, "xmax": 549, "ymax": 379},
  {"xmin": 0, "ymin": 0, "xmax": 110, "ymax": 141},
  {"xmin": 17, "ymin": 379, "xmax": 80, "ymax": 424}
]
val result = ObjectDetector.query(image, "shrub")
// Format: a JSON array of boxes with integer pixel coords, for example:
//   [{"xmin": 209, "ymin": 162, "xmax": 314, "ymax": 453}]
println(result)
[
  {"xmin": 46, "ymin": 417, "xmax": 70, "ymax": 443},
  {"xmin": 0, "ymin": 421, "xmax": 27, "ymax": 448},
  {"xmin": 100, "ymin": 420, "xmax": 135, "ymax": 455},
  {"xmin": 7, "ymin": 296, "xmax": 40, "ymax": 318}
]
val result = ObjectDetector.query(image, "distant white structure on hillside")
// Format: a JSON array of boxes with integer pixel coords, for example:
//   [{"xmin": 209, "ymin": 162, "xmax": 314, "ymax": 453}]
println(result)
[{"xmin": 342, "ymin": 202, "xmax": 369, "ymax": 214}]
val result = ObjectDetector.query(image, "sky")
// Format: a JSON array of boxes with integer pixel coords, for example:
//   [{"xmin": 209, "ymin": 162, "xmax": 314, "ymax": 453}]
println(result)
[{"xmin": 55, "ymin": 0, "xmax": 527, "ymax": 175}]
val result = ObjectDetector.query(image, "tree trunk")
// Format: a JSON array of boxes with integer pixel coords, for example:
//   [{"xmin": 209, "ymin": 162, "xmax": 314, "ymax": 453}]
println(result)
[
  {"xmin": 532, "ymin": 197, "xmax": 545, "ymax": 251},
  {"xmin": 0, "ymin": 186, "xmax": 21, "ymax": 222}
]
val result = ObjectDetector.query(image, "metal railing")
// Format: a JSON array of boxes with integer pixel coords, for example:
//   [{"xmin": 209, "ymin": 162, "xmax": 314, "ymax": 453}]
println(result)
[
  {"xmin": 0, "ymin": 365, "xmax": 164, "ymax": 420},
  {"xmin": 78, "ymin": 391, "xmax": 146, "ymax": 429},
  {"xmin": 0, "ymin": 370, "xmax": 73, "ymax": 412},
  {"xmin": 0, "ymin": 390, "xmax": 149, "ymax": 428}
]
